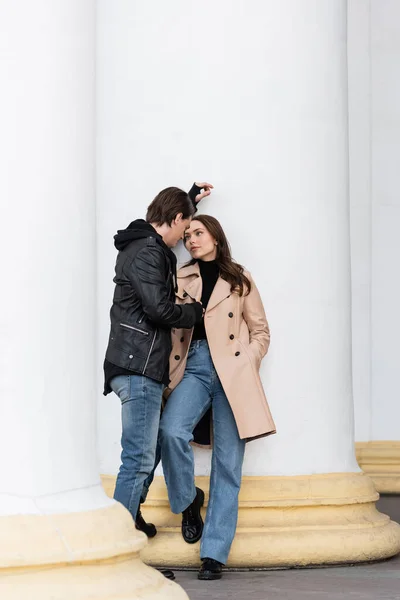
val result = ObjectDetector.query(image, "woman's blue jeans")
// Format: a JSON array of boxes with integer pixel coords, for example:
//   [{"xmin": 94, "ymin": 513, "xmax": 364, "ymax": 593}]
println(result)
[{"xmin": 159, "ymin": 340, "xmax": 246, "ymax": 565}]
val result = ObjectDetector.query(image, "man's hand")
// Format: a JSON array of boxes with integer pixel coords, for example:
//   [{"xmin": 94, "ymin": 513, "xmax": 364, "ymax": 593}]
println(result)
[{"xmin": 194, "ymin": 182, "xmax": 214, "ymax": 204}]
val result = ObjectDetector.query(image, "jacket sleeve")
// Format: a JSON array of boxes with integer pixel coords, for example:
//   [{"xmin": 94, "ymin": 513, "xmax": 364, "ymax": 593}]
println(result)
[
  {"xmin": 188, "ymin": 182, "xmax": 202, "ymax": 213},
  {"xmin": 126, "ymin": 245, "xmax": 202, "ymax": 328},
  {"xmin": 242, "ymin": 273, "xmax": 270, "ymax": 364}
]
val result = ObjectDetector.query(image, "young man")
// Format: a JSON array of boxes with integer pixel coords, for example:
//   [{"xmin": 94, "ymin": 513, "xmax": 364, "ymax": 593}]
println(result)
[{"xmin": 103, "ymin": 183, "xmax": 212, "ymax": 543}]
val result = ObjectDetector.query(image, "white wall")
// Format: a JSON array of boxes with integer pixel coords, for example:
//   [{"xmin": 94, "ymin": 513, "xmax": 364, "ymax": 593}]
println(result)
[
  {"xmin": 348, "ymin": 0, "xmax": 372, "ymax": 442},
  {"xmin": 370, "ymin": 0, "xmax": 400, "ymax": 440},
  {"xmin": 349, "ymin": 0, "xmax": 400, "ymax": 442},
  {"xmin": 96, "ymin": 0, "xmax": 358, "ymax": 478}
]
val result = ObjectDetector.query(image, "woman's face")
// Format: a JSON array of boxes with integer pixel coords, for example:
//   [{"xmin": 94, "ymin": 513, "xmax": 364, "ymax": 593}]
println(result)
[{"xmin": 184, "ymin": 220, "xmax": 217, "ymax": 262}]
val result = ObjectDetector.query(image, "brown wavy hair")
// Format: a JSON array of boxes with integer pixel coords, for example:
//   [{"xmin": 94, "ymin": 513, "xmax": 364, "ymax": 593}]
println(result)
[
  {"xmin": 146, "ymin": 187, "xmax": 195, "ymax": 226},
  {"xmin": 185, "ymin": 214, "xmax": 251, "ymax": 296}
]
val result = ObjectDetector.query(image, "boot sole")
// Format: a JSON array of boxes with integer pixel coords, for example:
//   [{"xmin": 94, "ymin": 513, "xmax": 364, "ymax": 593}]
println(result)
[
  {"xmin": 160, "ymin": 569, "xmax": 176, "ymax": 581},
  {"xmin": 182, "ymin": 488, "xmax": 205, "ymax": 544},
  {"xmin": 198, "ymin": 571, "xmax": 222, "ymax": 580},
  {"xmin": 135, "ymin": 524, "xmax": 157, "ymax": 538}
]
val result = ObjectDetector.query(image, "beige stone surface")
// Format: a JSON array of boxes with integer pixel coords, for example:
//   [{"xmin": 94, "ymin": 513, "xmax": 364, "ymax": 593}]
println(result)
[
  {"xmin": 0, "ymin": 502, "xmax": 189, "ymax": 599},
  {"xmin": 102, "ymin": 473, "xmax": 400, "ymax": 568},
  {"xmin": 356, "ymin": 441, "xmax": 400, "ymax": 493}
]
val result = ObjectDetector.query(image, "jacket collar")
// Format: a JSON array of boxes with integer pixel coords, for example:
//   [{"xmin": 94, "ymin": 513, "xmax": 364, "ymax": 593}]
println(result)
[{"xmin": 177, "ymin": 262, "xmax": 231, "ymax": 310}]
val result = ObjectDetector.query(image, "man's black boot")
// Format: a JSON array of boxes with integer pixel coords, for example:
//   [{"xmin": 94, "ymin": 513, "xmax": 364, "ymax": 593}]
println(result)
[
  {"xmin": 159, "ymin": 569, "xmax": 175, "ymax": 580},
  {"xmin": 198, "ymin": 557, "xmax": 223, "ymax": 580},
  {"xmin": 181, "ymin": 487, "xmax": 205, "ymax": 544},
  {"xmin": 135, "ymin": 506, "xmax": 157, "ymax": 538},
  {"xmin": 135, "ymin": 507, "xmax": 174, "ymax": 579}
]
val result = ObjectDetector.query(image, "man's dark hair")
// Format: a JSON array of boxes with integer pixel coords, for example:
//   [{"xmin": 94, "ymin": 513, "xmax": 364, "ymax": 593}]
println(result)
[{"xmin": 146, "ymin": 187, "xmax": 195, "ymax": 226}]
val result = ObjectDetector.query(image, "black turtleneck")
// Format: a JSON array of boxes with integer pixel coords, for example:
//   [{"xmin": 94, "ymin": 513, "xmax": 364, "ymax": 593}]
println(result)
[{"xmin": 192, "ymin": 259, "xmax": 220, "ymax": 341}]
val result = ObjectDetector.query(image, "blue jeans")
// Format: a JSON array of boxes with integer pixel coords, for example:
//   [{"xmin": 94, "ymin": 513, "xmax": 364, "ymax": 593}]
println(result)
[
  {"xmin": 110, "ymin": 374, "xmax": 163, "ymax": 520},
  {"xmin": 159, "ymin": 339, "xmax": 246, "ymax": 565}
]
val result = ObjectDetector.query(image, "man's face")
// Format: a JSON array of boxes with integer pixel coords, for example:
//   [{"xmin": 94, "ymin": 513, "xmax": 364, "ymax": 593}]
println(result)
[{"xmin": 166, "ymin": 214, "xmax": 192, "ymax": 247}]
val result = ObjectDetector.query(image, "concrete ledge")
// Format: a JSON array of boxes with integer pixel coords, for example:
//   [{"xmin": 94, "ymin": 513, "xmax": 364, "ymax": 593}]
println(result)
[
  {"xmin": 0, "ymin": 502, "xmax": 188, "ymax": 599},
  {"xmin": 102, "ymin": 472, "xmax": 400, "ymax": 568},
  {"xmin": 356, "ymin": 441, "xmax": 400, "ymax": 493}
]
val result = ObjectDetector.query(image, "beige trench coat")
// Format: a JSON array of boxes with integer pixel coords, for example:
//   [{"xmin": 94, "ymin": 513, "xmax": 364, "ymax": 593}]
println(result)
[{"xmin": 166, "ymin": 262, "xmax": 276, "ymax": 442}]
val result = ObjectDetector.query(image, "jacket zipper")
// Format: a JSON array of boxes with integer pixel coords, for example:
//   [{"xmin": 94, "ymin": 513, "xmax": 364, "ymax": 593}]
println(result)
[
  {"xmin": 143, "ymin": 330, "xmax": 157, "ymax": 374},
  {"xmin": 120, "ymin": 323, "xmax": 149, "ymax": 336},
  {"xmin": 137, "ymin": 312, "xmax": 145, "ymax": 324}
]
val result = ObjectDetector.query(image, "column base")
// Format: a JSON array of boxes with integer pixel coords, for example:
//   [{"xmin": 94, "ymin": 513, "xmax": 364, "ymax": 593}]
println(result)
[
  {"xmin": 0, "ymin": 502, "xmax": 188, "ymax": 599},
  {"xmin": 102, "ymin": 472, "xmax": 400, "ymax": 568},
  {"xmin": 356, "ymin": 441, "xmax": 400, "ymax": 493}
]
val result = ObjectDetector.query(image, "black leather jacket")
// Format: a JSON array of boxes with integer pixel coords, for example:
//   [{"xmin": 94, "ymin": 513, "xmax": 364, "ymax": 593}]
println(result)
[{"xmin": 104, "ymin": 220, "xmax": 202, "ymax": 390}]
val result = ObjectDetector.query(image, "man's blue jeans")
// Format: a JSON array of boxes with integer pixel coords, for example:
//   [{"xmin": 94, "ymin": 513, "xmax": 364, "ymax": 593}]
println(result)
[
  {"xmin": 110, "ymin": 374, "xmax": 163, "ymax": 521},
  {"xmin": 159, "ymin": 340, "xmax": 246, "ymax": 565}
]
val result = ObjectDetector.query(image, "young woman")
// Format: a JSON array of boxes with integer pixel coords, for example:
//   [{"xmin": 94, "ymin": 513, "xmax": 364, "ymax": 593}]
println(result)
[{"xmin": 159, "ymin": 215, "xmax": 276, "ymax": 580}]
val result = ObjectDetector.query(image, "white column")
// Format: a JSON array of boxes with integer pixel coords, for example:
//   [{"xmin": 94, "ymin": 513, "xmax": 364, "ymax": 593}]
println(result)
[
  {"xmin": 370, "ymin": 0, "xmax": 400, "ymax": 439},
  {"xmin": 350, "ymin": 0, "xmax": 400, "ymax": 493},
  {"xmin": 0, "ymin": 2, "xmax": 187, "ymax": 596},
  {"xmin": 0, "ymin": 0, "xmax": 105, "ymax": 515},
  {"xmin": 349, "ymin": 0, "xmax": 400, "ymax": 445},
  {"xmin": 97, "ymin": 0, "xmax": 358, "ymax": 477},
  {"xmin": 97, "ymin": 0, "xmax": 400, "ymax": 567},
  {"xmin": 241, "ymin": 0, "xmax": 356, "ymax": 476},
  {"xmin": 348, "ymin": 0, "xmax": 372, "ymax": 443}
]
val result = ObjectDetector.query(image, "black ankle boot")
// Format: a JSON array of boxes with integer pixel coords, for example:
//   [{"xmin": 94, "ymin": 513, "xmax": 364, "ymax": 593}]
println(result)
[
  {"xmin": 198, "ymin": 557, "xmax": 223, "ymax": 580},
  {"xmin": 159, "ymin": 569, "xmax": 175, "ymax": 580},
  {"xmin": 135, "ymin": 506, "xmax": 157, "ymax": 538},
  {"xmin": 181, "ymin": 487, "xmax": 205, "ymax": 544}
]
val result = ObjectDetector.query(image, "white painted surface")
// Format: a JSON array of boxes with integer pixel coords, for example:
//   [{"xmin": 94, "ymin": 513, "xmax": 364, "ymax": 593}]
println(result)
[
  {"xmin": 9, "ymin": 0, "xmax": 400, "ymax": 519},
  {"xmin": 348, "ymin": 0, "xmax": 400, "ymax": 442},
  {"xmin": 97, "ymin": 0, "xmax": 359, "ymax": 477},
  {"xmin": 348, "ymin": 0, "xmax": 372, "ymax": 442},
  {"xmin": 0, "ymin": 0, "xmax": 112, "ymax": 514},
  {"xmin": 370, "ymin": 0, "xmax": 400, "ymax": 440}
]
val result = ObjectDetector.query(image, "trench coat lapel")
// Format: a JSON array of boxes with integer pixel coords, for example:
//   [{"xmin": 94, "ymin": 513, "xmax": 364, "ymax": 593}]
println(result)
[
  {"xmin": 177, "ymin": 262, "xmax": 231, "ymax": 309},
  {"xmin": 177, "ymin": 262, "xmax": 202, "ymax": 301},
  {"xmin": 206, "ymin": 277, "xmax": 231, "ymax": 312},
  {"xmin": 184, "ymin": 276, "xmax": 202, "ymax": 302}
]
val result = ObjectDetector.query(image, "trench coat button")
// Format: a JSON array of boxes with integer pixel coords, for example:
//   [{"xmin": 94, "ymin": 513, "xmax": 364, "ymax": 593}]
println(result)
[
  {"xmin": 183, "ymin": 292, "xmax": 188, "ymax": 298},
  {"xmin": 129, "ymin": 354, "xmax": 133, "ymax": 359},
  {"xmin": 228, "ymin": 312, "xmax": 233, "ymax": 318},
  {"xmin": 174, "ymin": 355, "xmax": 180, "ymax": 360},
  {"xmin": 180, "ymin": 337, "xmax": 184, "ymax": 343},
  {"xmin": 235, "ymin": 351, "xmax": 240, "ymax": 356},
  {"xmin": 229, "ymin": 334, "xmax": 234, "ymax": 340}
]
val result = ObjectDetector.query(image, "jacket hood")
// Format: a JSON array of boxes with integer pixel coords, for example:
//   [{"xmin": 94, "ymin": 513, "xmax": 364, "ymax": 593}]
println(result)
[
  {"xmin": 113, "ymin": 219, "xmax": 178, "ymax": 288},
  {"xmin": 114, "ymin": 219, "xmax": 160, "ymax": 251}
]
